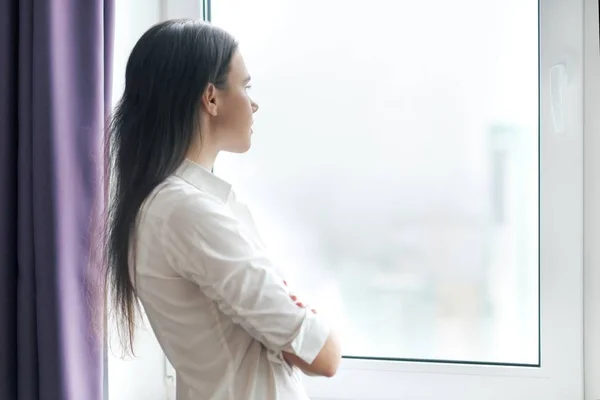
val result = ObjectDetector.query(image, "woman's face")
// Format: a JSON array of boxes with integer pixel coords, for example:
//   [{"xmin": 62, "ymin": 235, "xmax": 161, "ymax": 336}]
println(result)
[{"xmin": 207, "ymin": 50, "xmax": 259, "ymax": 154}]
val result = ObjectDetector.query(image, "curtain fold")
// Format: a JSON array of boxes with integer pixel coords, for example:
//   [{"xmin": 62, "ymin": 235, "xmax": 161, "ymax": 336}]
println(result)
[{"xmin": 0, "ymin": 1, "xmax": 114, "ymax": 399}]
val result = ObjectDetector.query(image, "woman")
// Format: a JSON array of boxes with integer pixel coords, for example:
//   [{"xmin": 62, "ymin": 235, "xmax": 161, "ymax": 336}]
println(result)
[{"xmin": 104, "ymin": 19, "xmax": 341, "ymax": 399}]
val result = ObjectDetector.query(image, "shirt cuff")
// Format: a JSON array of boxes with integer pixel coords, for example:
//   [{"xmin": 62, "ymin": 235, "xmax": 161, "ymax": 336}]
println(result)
[{"xmin": 286, "ymin": 308, "xmax": 331, "ymax": 364}]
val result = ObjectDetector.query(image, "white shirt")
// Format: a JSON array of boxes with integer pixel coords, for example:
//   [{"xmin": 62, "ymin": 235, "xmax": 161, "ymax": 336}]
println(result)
[{"xmin": 133, "ymin": 159, "xmax": 330, "ymax": 400}]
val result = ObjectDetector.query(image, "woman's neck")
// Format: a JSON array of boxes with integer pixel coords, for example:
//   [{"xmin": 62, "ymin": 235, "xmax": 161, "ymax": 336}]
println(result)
[{"xmin": 186, "ymin": 145, "xmax": 218, "ymax": 171}]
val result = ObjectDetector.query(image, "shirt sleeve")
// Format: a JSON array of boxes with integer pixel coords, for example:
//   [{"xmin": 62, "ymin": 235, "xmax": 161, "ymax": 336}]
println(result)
[{"xmin": 161, "ymin": 192, "xmax": 330, "ymax": 365}]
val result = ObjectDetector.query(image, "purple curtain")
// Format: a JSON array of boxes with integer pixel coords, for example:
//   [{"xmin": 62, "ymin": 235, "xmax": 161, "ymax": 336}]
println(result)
[{"xmin": 0, "ymin": 1, "xmax": 114, "ymax": 399}]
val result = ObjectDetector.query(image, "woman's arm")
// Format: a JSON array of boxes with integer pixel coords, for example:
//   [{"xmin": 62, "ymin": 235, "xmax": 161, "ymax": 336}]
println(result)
[
  {"xmin": 283, "ymin": 288, "xmax": 342, "ymax": 377},
  {"xmin": 283, "ymin": 332, "xmax": 341, "ymax": 377},
  {"xmin": 162, "ymin": 194, "xmax": 334, "ymax": 370}
]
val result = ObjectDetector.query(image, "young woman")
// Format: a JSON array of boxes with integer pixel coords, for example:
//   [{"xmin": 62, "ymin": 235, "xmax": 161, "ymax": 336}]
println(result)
[{"xmin": 105, "ymin": 19, "xmax": 341, "ymax": 399}]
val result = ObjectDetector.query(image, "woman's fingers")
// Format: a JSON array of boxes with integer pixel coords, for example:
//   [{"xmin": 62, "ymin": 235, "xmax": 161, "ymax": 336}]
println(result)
[
  {"xmin": 290, "ymin": 293, "xmax": 305, "ymax": 308},
  {"xmin": 285, "ymin": 282, "xmax": 317, "ymax": 314},
  {"xmin": 296, "ymin": 301, "xmax": 317, "ymax": 313}
]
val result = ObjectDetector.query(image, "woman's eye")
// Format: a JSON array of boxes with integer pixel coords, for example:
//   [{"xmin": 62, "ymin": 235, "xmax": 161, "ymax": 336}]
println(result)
[{"xmin": 245, "ymin": 85, "xmax": 252, "ymax": 92}]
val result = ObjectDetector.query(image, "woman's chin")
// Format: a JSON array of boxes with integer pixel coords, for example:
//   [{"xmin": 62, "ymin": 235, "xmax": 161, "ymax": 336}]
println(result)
[{"xmin": 226, "ymin": 140, "xmax": 252, "ymax": 154}]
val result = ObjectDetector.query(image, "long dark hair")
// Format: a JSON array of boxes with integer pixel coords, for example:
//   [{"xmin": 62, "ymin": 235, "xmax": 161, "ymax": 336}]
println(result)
[{"xmin": 104, "ymin": 19, "xmax": 238, "ymax": 353}]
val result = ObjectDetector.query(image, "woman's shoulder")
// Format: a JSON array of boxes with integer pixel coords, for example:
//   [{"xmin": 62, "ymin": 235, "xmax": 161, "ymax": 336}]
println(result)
[{"xmin": 141, "ymin": 175, "xmax": 229, "ymax": 223}]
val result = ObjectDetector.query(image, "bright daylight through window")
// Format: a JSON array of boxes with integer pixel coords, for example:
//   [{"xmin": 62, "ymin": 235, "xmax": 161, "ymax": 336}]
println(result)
[{"xmin": 213, "ymin": 0, "xmax": 539, "ymax": 365}]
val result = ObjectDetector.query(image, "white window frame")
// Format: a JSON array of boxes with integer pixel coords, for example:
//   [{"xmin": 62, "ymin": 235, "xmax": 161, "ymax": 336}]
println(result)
[
  {"xmin": 108, "ymin": 0, "xmax": 600, "ymax": 398},
  {"xmin": 584, "ymin": 0, "xmax": 600, "ymax": 398}
]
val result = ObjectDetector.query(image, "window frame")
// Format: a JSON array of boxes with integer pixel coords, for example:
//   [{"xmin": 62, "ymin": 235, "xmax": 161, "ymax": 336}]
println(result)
[
  {"xmin": 152, "ymin": 0, "xmax": 590, "ymax": 398},
  {"xmin": 583, "ymin": 0, "xmax": 600, "ymax": 398}
]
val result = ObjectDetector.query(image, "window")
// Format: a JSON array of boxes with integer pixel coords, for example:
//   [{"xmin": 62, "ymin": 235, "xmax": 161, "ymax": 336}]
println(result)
[
  {"xmin": 210, "ymin": 0, "xmax": 583, "ymax": 398},
  {"xmin": 109, "ymin": 0, "xmax": 589, "ymax": 398},
  {"xmin": 214, "ymin": 0, "xmax": 539, "ymax": 366}
]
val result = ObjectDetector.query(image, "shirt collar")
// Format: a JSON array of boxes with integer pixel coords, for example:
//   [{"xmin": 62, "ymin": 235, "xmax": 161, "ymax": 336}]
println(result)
[{"xmin": 174, "ymin": 158, "xmax": 232, "ymax": 202}]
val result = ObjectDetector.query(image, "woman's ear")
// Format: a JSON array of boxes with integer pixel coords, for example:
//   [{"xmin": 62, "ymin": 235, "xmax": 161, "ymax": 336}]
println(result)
[{"xmin": 201, "ymin": 83, "xmax": 218, "ymax": 116}]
